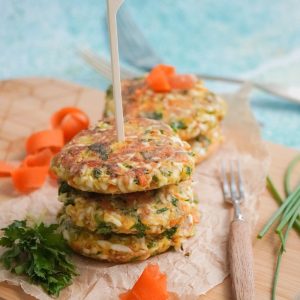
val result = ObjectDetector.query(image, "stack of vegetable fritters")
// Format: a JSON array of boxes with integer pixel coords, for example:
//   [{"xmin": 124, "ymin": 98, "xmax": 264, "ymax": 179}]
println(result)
[{"xmin": 51, "ymin": 118, "xmax": 198, "ymax": 263}]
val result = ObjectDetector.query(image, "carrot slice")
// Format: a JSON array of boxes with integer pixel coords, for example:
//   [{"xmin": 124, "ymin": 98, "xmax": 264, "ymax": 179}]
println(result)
[
  {"xmin": 137, "ymin": 173, "xmax": 148, "ymax": 187},
  {"xmin": 0, "ymin": 161, "xmax": 15, "ymax": 177},
  {"xmin": 119, "ymin": 264, "xmax": 169, "ymax": 300},
  {"xmin": 59, "ymin": 112, "xmax": 89, "ymax": 142},
  {"xmin": 51, "ymin": 107, "xmax": 89, "ymax": 142},
  {"xmin": 26, "ymin": 129, "xmax": 64, "ymax": 155},
  {"xmin": 22, "ymin": 148, "xmax": 53, "ymax": 167},
  {"xmin": 146, "ymin": 68, "xmax": 171, "ymax": 93},
  {"xmin": 50, "ymin": 107, "xmax": 86, "ymax": 127},
  {"xmin": 11, "ymin": 166, "xmax": 49, "ymax": 193},
  {"xmin": 168, "ymin": 74, "xmax": 197, "ymax": 90},
  {"xmin": 156, "ymin": 64, "xmax": 175, "ymax": 77}
]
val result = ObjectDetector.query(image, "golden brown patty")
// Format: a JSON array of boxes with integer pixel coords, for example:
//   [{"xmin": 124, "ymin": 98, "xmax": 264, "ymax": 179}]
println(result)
[
  {"xmin": 51, "ymin": 118, "xmax": 195, "ymax": 194},
  {"xmin": 58, "ymin": 180, "xmax": 196, "ymax": 235},
  {"xmin": 58, "ymin": 212, "xmax": 198, "ymax": 263},
  {"xmin": 104, "ymin": 78, "xmax": 226, "ymax": 141}
]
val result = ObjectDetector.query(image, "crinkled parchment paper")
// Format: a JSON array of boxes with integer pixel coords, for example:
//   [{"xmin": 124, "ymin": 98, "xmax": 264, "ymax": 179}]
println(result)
[{"xmin": 0, "ymin": 85, "xmax": 270, "ymax": 300}]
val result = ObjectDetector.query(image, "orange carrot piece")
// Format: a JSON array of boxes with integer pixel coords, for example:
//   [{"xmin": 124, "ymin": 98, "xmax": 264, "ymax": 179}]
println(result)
[
  {"xmin": 119, "ymin": 264, "xmax": 169, "ymax": 300},
  {"xmin": 11, "ymin": 166, "xmax": 49, "ymax": 193},
  {"xmin": 139, "ymin": 175, "xmax": 148, "ymax": 187},
  {"xmin": 22, "ymin": 148, "xmax": 53, "ymax": 167},
  {"xmin": 51, "ymin": 107, "xmax": 89, "ymax": 141},
  {"xmin": 26, "ymin": 129, "xmax": 64, "ymax": 155},
  {"xmin": 59, "ymin": 112, "xmax": 89, "ymax": 142},
  {"xmin": 146, "ymin": 68, "xmax": 171, "ymax": 93},
  {"xmin": 156, "ymin": 64, "xmax": 176, "ymax": 77},
  {"xmin": 50, "ymin": 107, "xmax": 86, "ymax": 128},
  {"xmin": 168, "ymin": 74, "xmax": 197, "ymax": 90},
  {"xmin": 1, "ymin": 106, "xmax": 91, "ymax": 194},
  {"xmin": 0, "ymin": 161, "xmax": 15, "ymax": 177}
]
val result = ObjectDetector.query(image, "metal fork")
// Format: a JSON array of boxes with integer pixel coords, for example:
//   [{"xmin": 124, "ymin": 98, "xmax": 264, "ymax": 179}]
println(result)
[{"xmin": 220, "ymin": 160, "xmax": 255, "ymax": 300}]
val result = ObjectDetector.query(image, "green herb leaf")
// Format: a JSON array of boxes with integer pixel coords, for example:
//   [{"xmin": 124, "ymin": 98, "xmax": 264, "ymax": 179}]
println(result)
[
  {"xmin": 171, "ymin": 196, "xmax": 178, "ymax": 207},
  {"xmin": 92, "ymin": 168, "xmax": 102, "ymax": 179},
  {"xmin": 65, "ymin": 198, "xmax": 75, "ymax": 206},
  {"xmin": 88, "ymin": 143, "xmax": 110, "ymax": 160},
  {"xmin": 96, "ymin": 222, "xmax": 113, "ymax": 235},
  {"xmin": 0, "ymin": 220, "xmax": 77, "ymax": 297},
  {"xmin": 170, "ymin": 120, "xmax": 187, "ymax": 132},
  {"xmin": 145, "ymin": 111, "xmax": 163, "ymax": 120},
  {"xmin": 156, "ymin": 207, "xmax": 168, "ymax": 214},
  {"xmin": 152, "ymin": 175, "xmax": 159, "ymax": 183},
  {"xmin": 164, "ymin": 227, "xmax": 177, "ymax": 239},
  {"xmin": 58, "ymin": 182, "xmax": 75, "ymax": 195},
  {"xmin": 185, "ymin": 166, "xmax": 192, "ymax": 176},
  {"xmin": 131, "ymin": 220, "xmax": 149, "ymax": 238}
]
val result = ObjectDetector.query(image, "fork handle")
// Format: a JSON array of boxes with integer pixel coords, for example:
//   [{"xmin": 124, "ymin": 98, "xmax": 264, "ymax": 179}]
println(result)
[{"xmin": 229, "ymin": 219, "xmax": 255, "ymax": 300}]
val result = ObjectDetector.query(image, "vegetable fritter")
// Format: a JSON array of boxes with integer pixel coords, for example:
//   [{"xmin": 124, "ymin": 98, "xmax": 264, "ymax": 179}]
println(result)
[
  {"xmin": 104, "ymin": 78, "xmax": 226, "ymax": 141},
  {"xmin": 51, "ymin": 118, "xmax": 195, "ymax": 194},
  {"xmin": 58, "ymin": 211, "xmax": 198, "ymax": 263},
  {"xmin": 58, "ymin": 180, "xmax": 196, "ymax": 235}
]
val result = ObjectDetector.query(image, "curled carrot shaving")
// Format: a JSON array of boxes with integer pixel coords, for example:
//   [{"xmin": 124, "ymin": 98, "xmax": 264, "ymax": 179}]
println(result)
[
  {"xmin": 26, "ymin": 129, "xmax": 64, "ymax": 155},
  {"xmin": 119, "ymin": 264, "xmax": 169, "ymax": 300},
  {"xmin": 11, "ymin": 166, "xmax": 49, "ymax": 193},
  {"xmin": 51, "ymin": 107, "xmax": 89, "ymax": 142},
  {"xmin": 168, "ymin": 74, "xmax": 197, "ymax": 90},
  {"xmin": 146, "ymin": 67, "xmax": 171, "ymax": 93},
  {"xmin": 1, "ymin": 106, "xmax": 89, "ymax": 194},
  {"xmin": 22, "ymin": 148, "xmax": 53, "ymax": 167},
  {"xmin": 156, "ymin": 64, "xmax": 175, "ymax": 77},
  {"xmin": 146, "ymin": 64, "xmax": 196, "ymax": 92},
  {"xmin": 0, "ymin": 161, "xmax": 15, "ymax": 177}
]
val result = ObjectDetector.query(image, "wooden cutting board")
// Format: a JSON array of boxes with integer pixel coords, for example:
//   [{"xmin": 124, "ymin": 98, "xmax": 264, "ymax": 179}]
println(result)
[{"xmin": 0, "ymin": 78, "xmax": 299, "ymax": 300}]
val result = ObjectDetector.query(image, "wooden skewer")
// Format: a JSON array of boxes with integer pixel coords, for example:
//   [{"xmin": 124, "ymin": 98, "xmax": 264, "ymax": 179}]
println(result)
[{"xmin": 107, "ymin": 0, "xmax": 125, "ymax": 142}]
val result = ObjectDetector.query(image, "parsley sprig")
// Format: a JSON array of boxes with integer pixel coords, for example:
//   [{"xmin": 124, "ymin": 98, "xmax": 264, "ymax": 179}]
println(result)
[
  {"xmin": 258, "ymin": 154, "xmax": 300, "ymax": 300},
  {"xmin": 0, "ymin": 220, "xmax": 77, "ymax": 297}
]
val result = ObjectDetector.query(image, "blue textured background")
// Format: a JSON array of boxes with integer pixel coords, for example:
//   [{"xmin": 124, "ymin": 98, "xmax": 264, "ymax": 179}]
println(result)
[{"xmin": 1, "ymin": 0, "xmax": 300, "ymax": 148}]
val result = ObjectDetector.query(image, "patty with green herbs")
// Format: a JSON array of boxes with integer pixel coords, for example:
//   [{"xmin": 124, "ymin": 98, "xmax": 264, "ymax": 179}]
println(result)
[
  {"xmin": 58, "ymin": 180, "xmax": 197, "ymax": 236},
  {"xmin": 58, "ymin": 211, "xmax": 198, "ymax": 263},
  {"xmin": 104, "ymin": 78, "xmax": 226, "ymax": 141},
  {"xmin": 51, "ymin": 118, "xmax": 195, "ymax": 194}
]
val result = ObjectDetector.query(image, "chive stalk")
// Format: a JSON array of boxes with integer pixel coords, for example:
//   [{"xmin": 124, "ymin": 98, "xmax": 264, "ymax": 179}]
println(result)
[
  {"xmin": 259, "ymin": 154, "xmax": 300, "ymax": 300},
  {"xmin": 257, "ymin": 186, "xmax": 300, "ymax": 238},
  {"xmin": 271, "ymin": 207, "xmax": 299, "ymax": 300},
  {"xmin": 284, "ymin": 154, "xmax": 300, "ymax": 196}
]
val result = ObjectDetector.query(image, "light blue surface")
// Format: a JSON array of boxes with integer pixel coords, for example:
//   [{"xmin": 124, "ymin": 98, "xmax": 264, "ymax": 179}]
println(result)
[{"xmin": 1, "ymin": 0, "xmax": 300, "ymax": 148}]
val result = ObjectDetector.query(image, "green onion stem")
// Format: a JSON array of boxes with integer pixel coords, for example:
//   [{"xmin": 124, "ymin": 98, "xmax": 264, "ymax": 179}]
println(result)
[
  {"xmin": 257, "ymin": 185, "xmax": 300, "ymax": 238},
  {"xmin": 266, "ymin": 177, "xmax": 300, "ymax": 235},
  {"xmin": 271, "ymin": 246, "xmax": 283, "ymax": 300},
  {"xmin": 271, "ymin": 206, "xmax": 300, "ymax": 300},
  {"xmin": 284, "ymin": 154, "xmax": 300, "ymax": 197},
  {"xmin": 276, "ymin": 192, "xmax": 300, "ymax": 233},
  {"xmin": 266, "ymin": 177, "xmax": 284, "ymax": 206}
]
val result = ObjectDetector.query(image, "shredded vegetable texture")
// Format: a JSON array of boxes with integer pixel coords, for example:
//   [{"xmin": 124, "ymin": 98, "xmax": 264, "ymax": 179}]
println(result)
[
  {"xmin": 258, "ymin": 154, "xmax": 300, "ymax": 300},
  {"xmin": 0, "ymin": 220, "xmax": 77, "ymax": 297}
]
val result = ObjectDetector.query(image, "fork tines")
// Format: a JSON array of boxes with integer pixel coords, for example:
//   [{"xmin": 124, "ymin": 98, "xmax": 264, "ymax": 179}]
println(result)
[{"xmin": 220, "ymin": 160, "xmax": 245, "ymax": 202}]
